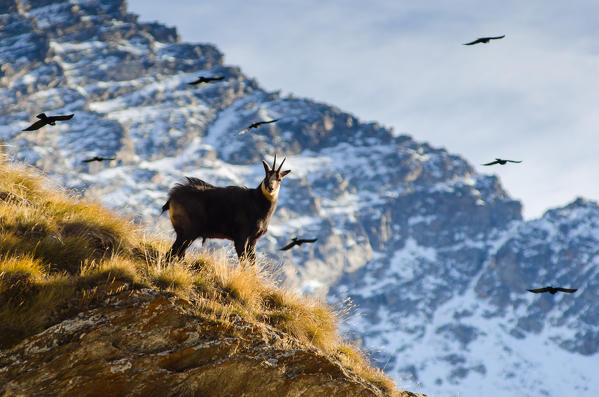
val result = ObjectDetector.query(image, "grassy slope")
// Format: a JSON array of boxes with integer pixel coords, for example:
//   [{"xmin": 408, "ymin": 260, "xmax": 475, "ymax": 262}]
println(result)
[{"xmin": 0, "ymin": 157, "xmax": 400, "ymax": 396}]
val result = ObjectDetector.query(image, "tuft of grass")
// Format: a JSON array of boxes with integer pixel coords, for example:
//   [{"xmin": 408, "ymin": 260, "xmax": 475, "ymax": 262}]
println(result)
[
  {"xmin": 336, "ymin": 343, "xmax": 400, "ymax": 396},
  {"xmin": 0, "ymin": 267, "xmax": 75, "ymax": 347},
  {"xmin": 0, "ymin": 158, "xmax": 400, "ymax": 395},
  {"xmin": 79, "ymin": 257, "xmax": 141, "ymax": 287},
  {"xmin": 0, "ymin": 254, "xmax": 47, "ymax": 279},
  {"xmin": 261, "ymin": 288, "xmax": 338, "ymax": 352},
  {"xmin": 220, "ymin": 264, "xmax": 266, "ymax": 309},
  {"xmin": 150, "ymin": 262, "xmax": 195, "ymax": 294},
  {"xmin": 0, "ymin": 255, "xmax": 47, "ymax": 305}
]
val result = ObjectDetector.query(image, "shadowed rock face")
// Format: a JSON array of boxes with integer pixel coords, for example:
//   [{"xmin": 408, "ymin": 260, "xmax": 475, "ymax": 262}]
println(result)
[{"xmin": 0, "ymin": 287, "xmax": 419, "ymax": 397}]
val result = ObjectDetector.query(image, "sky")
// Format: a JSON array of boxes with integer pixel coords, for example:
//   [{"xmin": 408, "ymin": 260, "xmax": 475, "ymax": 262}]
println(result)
[{"xmin": 128, "ymin": 0, "xmax": 599, "ymax": 219}]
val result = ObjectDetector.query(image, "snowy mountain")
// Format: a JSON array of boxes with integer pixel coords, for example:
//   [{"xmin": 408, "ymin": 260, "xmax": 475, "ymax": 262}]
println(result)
[
  {"xmin": 1, "ymin": 1, "xmax": 598, "ymax": 396},
  {"xmin": 335, "ymin": 197, "xmax": 599, "ymax": 396}
]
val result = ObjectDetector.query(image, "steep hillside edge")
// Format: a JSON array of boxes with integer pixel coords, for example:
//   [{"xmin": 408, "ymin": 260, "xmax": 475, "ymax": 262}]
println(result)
[{"xmin": 0, "ymin": 159, "xmax": 419, "ymax": 397}]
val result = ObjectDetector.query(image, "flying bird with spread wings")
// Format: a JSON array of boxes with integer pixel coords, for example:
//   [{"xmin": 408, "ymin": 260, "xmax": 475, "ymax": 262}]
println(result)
[
  {"xmin": 463, "ymin": 35, "xmax": 505, "ymax": 45},
  {"xmin": 482, "ymin": 158, "xmax": 522, "ymax": 166},
  {"xmin": 22, "ymin": 113, "xmax": 74, "ymax": 131},
  {"xmin": 82, "ymin": 156, "xmax": 116, "ymax": 163},
  {"xmin": 280, "ymin": 237, "xmax": 318, "ymax": 251},
  {"xmin": 237, "ymin": 119, "xmax": 279, "ymax": 135},
  {"xmin": 188, "ymin": 76, "xmax": 225, "ymax": 85},
  {"xmin": 527, "ymin": 286, "xmax": 577, "ymax": 295}
]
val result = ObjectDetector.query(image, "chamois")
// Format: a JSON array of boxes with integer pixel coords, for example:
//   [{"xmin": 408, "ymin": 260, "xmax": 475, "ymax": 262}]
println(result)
[{"xmin": 162, "ymin": 155, "xmax": 291, "ymax": 263}]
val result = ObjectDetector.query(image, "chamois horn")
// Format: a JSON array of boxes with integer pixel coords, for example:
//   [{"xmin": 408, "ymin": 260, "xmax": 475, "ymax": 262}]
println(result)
[
  {"xmin": 277, "ymin": 157, "xmax": 286, "ymax": 172},
  {"xmin": 272, "ymin": 154, "xmax": 277, "ymax": 170}
]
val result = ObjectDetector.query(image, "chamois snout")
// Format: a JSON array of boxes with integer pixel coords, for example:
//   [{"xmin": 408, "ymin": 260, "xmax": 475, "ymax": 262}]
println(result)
[{"xmin": 263, "ymin": 173, "xmax": 280, "ymax": 194}]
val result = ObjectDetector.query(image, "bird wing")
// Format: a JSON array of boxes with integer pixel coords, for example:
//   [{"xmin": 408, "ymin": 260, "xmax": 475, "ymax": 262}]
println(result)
[
  {"xmin": 528, "ymin": 287, "xmax": 551, "ymax": 293},
  {"xmin": 83, "ymin": 157, "xmax": 104, "ymax": 163},
  {"xmin": 280, "ymin": 241, "xmax": 297, "ymax": 251},
  {"xmin": 236, "ymin": 126, "xmax": 251, "ymax": 135},
  {"xmin": 238, "ymin": 119, "xmax": 278, "ymax": 134},
  {"xmin": 52, "ymin": 114, "xmax": 74, "ymax": 121},
  {"xmin": 22, "ymin": 119, "xmax": 47, "ymax": 131},
  {"xmin": 506, "ymin": 160, "xmax": 522, "ymax": 163},
  {"xmin": 463, "ymin": 38, "xmax": 483, "ymax": 45},
  {"xmin": 490, "ymin": 35, "xmax": 505, "ymax": 40},
  {"xmin": 209, "ymin": 76, "xmax": 225, "ymax": 81},
  {"xmin": 482, "ymin": 160, "xmax": 500, "ymax": 166},
  {"xmin": 556, "ymin": 288, "xmax": 577, "ymax": 293},
  {"xmin": 299, "ymin": 238, "xmax": 318, "ymax": 243},
  {"xmin": 188, "ymin": 77, "xmax": 206, "ymax": 85}
]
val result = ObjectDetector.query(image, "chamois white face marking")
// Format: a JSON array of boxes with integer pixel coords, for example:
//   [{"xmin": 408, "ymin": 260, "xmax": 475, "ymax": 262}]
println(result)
[{"xmin": 261, "ymin": 180, "xmax": 279, "ymax": 201}]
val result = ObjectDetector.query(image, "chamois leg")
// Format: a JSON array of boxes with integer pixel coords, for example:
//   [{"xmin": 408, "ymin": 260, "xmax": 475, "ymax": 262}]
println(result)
[
  {"xmin": 234, "ymin": 238, "xmax": 250, "ymax": 267},
  {"xmin": 245, "ymin": 239, "xmax": 258, "ymax": 266},
  {"xmin": 167, "ymin": 235, "xmax": 193, "ymax": 262}
]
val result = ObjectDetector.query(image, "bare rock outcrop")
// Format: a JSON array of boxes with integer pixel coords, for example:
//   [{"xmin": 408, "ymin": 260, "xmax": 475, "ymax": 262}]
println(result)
[{"xmin": 0, "ymin": 286, "xmax": 419, "ymax": 397}]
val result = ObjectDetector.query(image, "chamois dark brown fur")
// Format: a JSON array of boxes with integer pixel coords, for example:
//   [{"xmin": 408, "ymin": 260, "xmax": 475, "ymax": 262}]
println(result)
[{"xmin": 162, "ymin": 155, "xmax": 290, "ymax": 263}]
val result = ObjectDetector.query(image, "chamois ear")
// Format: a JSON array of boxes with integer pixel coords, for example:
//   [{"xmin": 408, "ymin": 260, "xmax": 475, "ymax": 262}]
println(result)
[
  {"xmin": 280, "ymin": 169, "xmax": 291, "ymax": 178},
  {"xmin": 262, "ymin": 159, "xmax": 271, "ymax": 173}
]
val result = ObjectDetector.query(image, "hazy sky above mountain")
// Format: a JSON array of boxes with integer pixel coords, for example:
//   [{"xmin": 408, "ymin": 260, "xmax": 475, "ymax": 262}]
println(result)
[{"xmin": 128, "ymin": 0, "xmax": 599, "ymax": 219}]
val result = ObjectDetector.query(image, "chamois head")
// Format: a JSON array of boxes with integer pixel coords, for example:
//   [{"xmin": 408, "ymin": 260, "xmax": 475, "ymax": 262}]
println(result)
[{"xmin": 261, "ymin": 154, "xmax": 291, "ymax": 201}]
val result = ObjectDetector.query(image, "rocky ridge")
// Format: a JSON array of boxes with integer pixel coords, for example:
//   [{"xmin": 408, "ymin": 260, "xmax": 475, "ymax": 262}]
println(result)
[{"xmin": 1, "ymin": 285, "xmax": 414, "ymax": 397}]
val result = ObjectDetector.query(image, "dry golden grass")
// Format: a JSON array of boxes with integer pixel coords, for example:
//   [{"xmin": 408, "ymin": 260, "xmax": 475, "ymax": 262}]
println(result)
[
  {"xmin": 79, "ymin": 256, "xmax": 141, "ymax": 287},
  {"xmin": 0, "ymin": 160, "xmax": 135, "ymax": 274},
  {"xmin": 336, "ymin": 343, "xmax": 401, "ymax": 396},
  {"xmin": 0, "ymin": 157, "xmax": 398, "ymax": 395},
  {"xmin": 150, "ymin": 262, "xmax": 195, "ymax": 293},
  {"xmin": 0, "ymin": 254, "xmax": 74, "ymax": 346}
]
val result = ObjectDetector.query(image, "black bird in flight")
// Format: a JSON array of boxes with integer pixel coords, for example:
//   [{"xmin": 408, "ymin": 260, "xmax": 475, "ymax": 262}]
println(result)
[
  {"xmin": 482, "ymin": 158, "xmax": 522, "ymax": 166},
  {"xmin": 463, "ymin": 35, "xmax": 505, "ymax": 45},
  {"xmin": 22, "ymin": 113, "xmax": 74, "ymax": 131},
  {"xmin": 237, "ymin": 119, "xmax": 279, "ymax": 135},
  {"xmin": 280, "ymin": 237, "xmax": 318, "ymax": 251},
  {"xmin": 82, "ymin": 156, "xmax": 116, "ymax": 163},
  {"xmin": 188, "ymin": 76, "xmax": 225, "ymax": 85},
  {"xmin": 528, "ymin": 286, "xmax": 577, "ymax": 295}
]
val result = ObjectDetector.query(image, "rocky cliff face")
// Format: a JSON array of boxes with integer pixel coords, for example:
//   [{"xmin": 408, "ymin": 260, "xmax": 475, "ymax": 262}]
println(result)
[
  {"xmin": 333, "ymin": 197, "xmax": 599, "ymax": 396},
  {"xmin": 0, "ymin": 285, "xmax": 412, "ymax": 397},
  {"xmin": 1, "ymin": 1, "xmax": 598, "ymax": 396}
]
